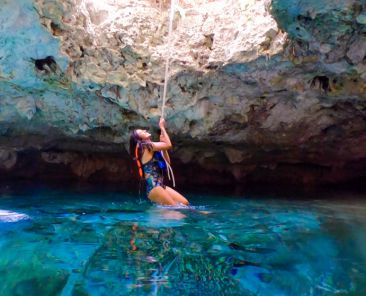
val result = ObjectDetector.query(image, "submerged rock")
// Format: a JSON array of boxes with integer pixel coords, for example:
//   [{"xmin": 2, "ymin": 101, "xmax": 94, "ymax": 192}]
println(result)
[{"xmin": 0, "ymin": 0, "xmax": 365, "ymax": 187}]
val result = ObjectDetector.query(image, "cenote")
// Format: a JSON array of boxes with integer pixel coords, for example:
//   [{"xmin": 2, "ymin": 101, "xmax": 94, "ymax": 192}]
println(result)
[
  {"xmin": 0, "ymin": 184, "xmax": 366, "ymax": 295},
  {"xmin": 1, "ymin": 0, "xmax": 366, "ymax": 295}
]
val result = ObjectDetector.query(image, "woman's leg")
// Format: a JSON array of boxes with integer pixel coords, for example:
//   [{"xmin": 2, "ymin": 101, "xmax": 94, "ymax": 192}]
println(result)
[
  {"xmin": 165, "ymin": 186, "xmax": 189, "ymax": 205},
  {"xmin": 148, "ymin": 186, "xmax": 177, "ymax": 206}
]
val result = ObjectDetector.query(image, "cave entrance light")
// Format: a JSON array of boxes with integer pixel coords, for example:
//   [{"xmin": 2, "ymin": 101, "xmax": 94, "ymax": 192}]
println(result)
[{"xmin": 85, "ymin": 0, "xmax": 178, "ymax": 118}]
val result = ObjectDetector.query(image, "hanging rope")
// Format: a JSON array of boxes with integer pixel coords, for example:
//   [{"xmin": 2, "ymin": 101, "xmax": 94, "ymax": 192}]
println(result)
[
  {"xmin": 162, "ymin": 153, "xmax": 176, "ymax": 187},
  {"xmin": 161, "ymin": 0, "xmax": 176, "ymax": 118},
  {"xmin": 159, "ymin": 0, "xmax": 177, "ymax": 187}
]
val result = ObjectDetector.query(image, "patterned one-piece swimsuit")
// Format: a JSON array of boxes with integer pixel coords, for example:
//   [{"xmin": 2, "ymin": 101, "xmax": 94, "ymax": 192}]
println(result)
[{"xmin": 142, "ymin": 152, "xmax": 165, "ymax": 196}]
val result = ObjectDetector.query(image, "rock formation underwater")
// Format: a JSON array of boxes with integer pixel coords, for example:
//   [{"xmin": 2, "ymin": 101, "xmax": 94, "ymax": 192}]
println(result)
[{"xmin": 0, "ymin": 0, "xmax": 365, "ymax": 188}]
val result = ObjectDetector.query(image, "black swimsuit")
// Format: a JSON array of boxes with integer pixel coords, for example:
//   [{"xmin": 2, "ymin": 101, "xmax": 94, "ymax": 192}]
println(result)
[{"xmin": 142, "ymin": 152, "xmax": 165, "ymax": 196}]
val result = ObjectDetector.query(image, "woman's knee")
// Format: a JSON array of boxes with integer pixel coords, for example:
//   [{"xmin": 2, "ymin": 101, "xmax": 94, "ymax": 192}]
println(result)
[
  {"xmin": 148, "ymin": 186, "xmax": 177, "ymax": 206},
  {"xmin": 165, "ymin": 187, "xmax": 189, "ymax": 205}
]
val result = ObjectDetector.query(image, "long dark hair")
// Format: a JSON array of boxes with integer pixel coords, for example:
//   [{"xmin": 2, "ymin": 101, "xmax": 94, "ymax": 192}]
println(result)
[
  {"xmin": 129, "ymin": 130, "xmax": 153, "ymax": 161},
  {"xmin": 129, "ymin": 130, "xmax": 153, "ymax": 196}
]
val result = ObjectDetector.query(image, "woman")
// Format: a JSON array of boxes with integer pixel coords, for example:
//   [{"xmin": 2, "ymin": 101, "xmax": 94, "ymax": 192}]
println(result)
[{"xmin": 129, "ymin": 118, "xmax": 189, "ymax": 206}]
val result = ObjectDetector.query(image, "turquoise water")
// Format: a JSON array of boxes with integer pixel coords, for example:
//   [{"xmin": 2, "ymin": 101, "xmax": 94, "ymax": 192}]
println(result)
[{"xmin": 0, "ymin": 185, "xmax": 366, "ymax": 296}]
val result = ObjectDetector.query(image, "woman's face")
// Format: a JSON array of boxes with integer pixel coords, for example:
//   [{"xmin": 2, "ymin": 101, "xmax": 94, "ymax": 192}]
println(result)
[{"xmin": 135, "ymin": 129, "xmax": 151, "ymax": 140}]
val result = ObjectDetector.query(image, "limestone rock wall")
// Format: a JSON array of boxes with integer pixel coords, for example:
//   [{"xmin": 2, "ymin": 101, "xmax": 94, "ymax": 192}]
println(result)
[{"xmin": 0, "ymin": 0, "xmax": 366, "ymax": 186}]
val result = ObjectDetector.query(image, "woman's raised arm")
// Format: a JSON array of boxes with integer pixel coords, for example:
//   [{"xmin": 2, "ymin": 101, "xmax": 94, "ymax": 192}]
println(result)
[{"xmin": 152, "ymin": 118, "xmax": 172, "ymax": 151}]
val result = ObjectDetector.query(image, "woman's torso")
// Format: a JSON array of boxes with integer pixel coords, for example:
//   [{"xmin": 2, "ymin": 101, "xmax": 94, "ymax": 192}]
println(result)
[
  {"xmin": 142, "ymin": 150, "xmax": 164, "ymax": 179},
  {"xmin": 141, "ymin": 149, "xmax": 165, "ymax": 195},
  {"xmin": 141, "ymin": 149, "xmax": 154, "ymax": 165}
]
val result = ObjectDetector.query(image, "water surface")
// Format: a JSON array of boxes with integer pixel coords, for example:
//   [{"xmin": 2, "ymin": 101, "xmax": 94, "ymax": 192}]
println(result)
[{"xmin": 0, "ymin": 185, "xmax": 365, "ymax": 295}]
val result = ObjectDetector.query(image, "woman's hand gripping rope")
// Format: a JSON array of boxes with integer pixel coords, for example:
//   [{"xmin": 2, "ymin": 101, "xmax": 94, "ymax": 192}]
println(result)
[{"xmin": 159, "ymin": 117, "xmax": 175, "ymax": 187}]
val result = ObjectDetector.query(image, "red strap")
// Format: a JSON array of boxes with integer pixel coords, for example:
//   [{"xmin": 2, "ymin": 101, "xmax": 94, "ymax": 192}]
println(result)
[{"xmin": 135, "ymin": 144, "xmax": 143, "ymax": 178}]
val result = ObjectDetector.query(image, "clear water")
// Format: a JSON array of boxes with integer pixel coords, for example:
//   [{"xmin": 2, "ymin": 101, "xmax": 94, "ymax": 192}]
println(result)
[{"xmin": 0, "ymin": 185, "xmax": 366, "ymax": 296}]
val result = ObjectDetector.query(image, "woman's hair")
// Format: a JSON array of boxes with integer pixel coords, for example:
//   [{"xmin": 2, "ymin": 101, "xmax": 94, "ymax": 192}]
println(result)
[{"xmin": 129, "ymin": 130, "xmax": 153, "ymax": 160}]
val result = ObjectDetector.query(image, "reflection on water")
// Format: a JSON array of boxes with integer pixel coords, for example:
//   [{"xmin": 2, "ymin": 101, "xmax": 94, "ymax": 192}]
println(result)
[{"xmin": 0, "ymin": 186, "xmax": 366, "ymax": 295}]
